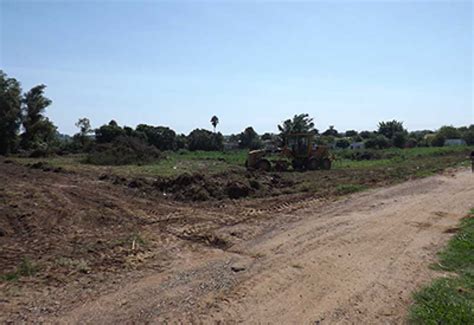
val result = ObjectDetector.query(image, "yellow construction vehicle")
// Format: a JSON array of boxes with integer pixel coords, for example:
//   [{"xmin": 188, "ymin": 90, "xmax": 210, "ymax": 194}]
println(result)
[{"xmin": 245, "ymin": 133, "xmax": 332, "ymax": 171}]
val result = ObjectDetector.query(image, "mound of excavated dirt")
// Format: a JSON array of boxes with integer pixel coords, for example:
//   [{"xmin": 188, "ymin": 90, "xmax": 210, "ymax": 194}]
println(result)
[
  {"xmin": 27, "ymin": 161, "xmax": 66, "ymax": 173},
  {"xmin": 101, "ymin": 171, "xmax": 296, "ymax": 202},
  {"xmin": 226, "ymin": 181, "xmax": 250, "ymax": 199},
  {"xmin": 152, "ymin": 171, "xmax": 295, "ymax": 201}
]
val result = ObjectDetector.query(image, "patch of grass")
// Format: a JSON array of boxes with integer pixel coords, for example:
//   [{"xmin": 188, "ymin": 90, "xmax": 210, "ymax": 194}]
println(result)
[
  {"xmin": 413, "ymin": 169, "xmax": 437, "ymax": 178},
  {"xmin": 335, "ymin": 184, "xmax": 367, "ymax": 195},
  {"xmin": 1, "ymin": 272, "xmax": 19, "ymax": 282},
  {"xmin": 1, "ymin": 258, "xmax": 38, "ymax": 282},
  {"xmin": 435, "ymin": 212, "xmax": 474, "ymax": 273},
  {"xmin": 10, "ymin": 146, "xmax": 472, "ymax": 179},
  {"xmin": 333, "ymin": 146, "xmax": 473, "ymax": 170},
  {"xmin": 409, "ymin": 210, "xmax": 474, "ymax": 324},
  {"xmin": 55, "ymin": 257, "xmax": 90, "ymax": 273},
  {"xmin": 10, "ymin": 150, "xmax": 249, "ymax": 177}
]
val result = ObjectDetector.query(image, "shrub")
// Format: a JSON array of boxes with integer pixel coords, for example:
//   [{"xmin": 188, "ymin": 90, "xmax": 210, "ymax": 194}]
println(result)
[
  {"xmin": 431, "ymin": 133, "xmax": 446, "ymax": 147},
  {"xmin": 462, "ymin": 125, "xmax": 474, "ymax": 145},
  {"xmin": 359, "ymin": 131, "xmax": 374, "ymax": 139},
  {"xmin": 175, "ymin": 134, "xmax": 187, "ymax": 149},
  {"xmin": 352, "ymin": 150, "xmax": 381, "ymax": 161},
  {"xmin": 85, "ymin": 136, "xmax": 160, "ymax": 165},
  {"xmin": 1, "ymin": 257, "xmax": 38, "ymax": 281},
  {"xmin": 365, "ymin": 135, "xmax": 390, "ymax": 149},
  {"xmin": 335, "ymin": 138, "xmax": 350, "ymax": 149},
  {"xmin": 406, "ymin": 138, "xmax": 418, "ymax": 148},
  {"xmin": 392, "ymin": 132, "xmax": 408, "ymax": 148}
]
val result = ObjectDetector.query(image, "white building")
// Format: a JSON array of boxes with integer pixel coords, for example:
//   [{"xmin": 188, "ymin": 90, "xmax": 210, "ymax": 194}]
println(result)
[
  {"xmin": 444, "ymin": 139, "xmax": 466, "ymax": 146},
  {"xmin": 350, "ymin": 142, "xmax": 365, "ymax": 150}
]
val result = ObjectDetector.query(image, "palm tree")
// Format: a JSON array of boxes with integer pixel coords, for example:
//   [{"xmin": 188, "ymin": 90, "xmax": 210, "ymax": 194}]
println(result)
[
  {"xmin": 278, "ymin": 113, "xmax": 316, "ymax": 139},
  {"xmin": 210, "ymin": 115, "xmax": 219, "ymax": 133}
]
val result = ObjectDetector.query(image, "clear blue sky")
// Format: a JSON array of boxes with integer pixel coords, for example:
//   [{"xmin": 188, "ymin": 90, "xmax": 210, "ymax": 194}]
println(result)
[{"xmin": 1, "ymin": 1, "xmax": 472, "ymax": 135}]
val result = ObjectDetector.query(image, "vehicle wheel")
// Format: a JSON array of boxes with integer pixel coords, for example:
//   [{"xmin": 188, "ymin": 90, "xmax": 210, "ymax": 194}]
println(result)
[
  {"xmin": 321, "ymin": 158, "xmax": 332, "ymax": 170},
  {"xmin": 307, "ymin": 159, "xmax": 319, "ymax": 171},
  {"xmin": 257, "ymin": 159, "xmax": 271, "ymax": 172}
]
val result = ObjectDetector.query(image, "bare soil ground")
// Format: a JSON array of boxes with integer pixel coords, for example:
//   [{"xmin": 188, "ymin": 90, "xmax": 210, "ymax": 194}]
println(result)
[{"xmin": 0, "ymin": 158, "xmax": 472, "ymax": 323}]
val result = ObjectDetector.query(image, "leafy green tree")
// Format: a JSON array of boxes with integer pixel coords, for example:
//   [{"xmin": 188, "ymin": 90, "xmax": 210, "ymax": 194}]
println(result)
[
  {"xmin": 359, "ymin": 131, "xmax": 374, "ymax": 139},
  {"xmin": 319, "ymin": 135, "xmax": 335, "ymax": 146},
  {"xmin": 238, "ymin": 126, "xmax": 262, "ymax": 149},
  {"xmin": 345, "ymin": 130, "xmax": 358, "ymax": 137},
  {"xmin": 392, "ymin": 132, "xmax": 408, "ymax": 148},
  {"xmin": 408, "ymin": 130, "xmax": 434, "ymax": 147},
  {"xmin": 188, "ymin": 129, "xmax": 223, "ymax": 151},
  {"xmin": 409, "ymin": 130, "xmax": 433, "ymax": 143},
  {"xmin": 378, "ymin": 120, "xmax": 406, "ymax": 139},
  {"xmin": 430, "ymin": 126, "xmax": 463, "ymax": 147},
  {"xmin": 351, "ymin": 135, "xmax": 363, "ymax": 143},
  {"xmin": 431, "ymin": 133, "xmax": 446, "ymax": 147},
  {"xmin": 210, "ymin": 115, "xmax": 219, "ymax": 133},
  {"xmin": 175, "ymin": 134, "xmax": 188, "ymax": 149},
  {"xmin": 0, "ymin": 71, "xmax": 22, "ymax": 155},
  {"xmin": 461, "ymin": 125, "xmax": 474, "ymax": 145},
  {"xmin": 76, "ymin": 118, "xmax": 92, "ymax": 136},
  {"xmin": 95, "ymin": 120, "xmax": 126, "ymax": 143},
  {"xmin": 71, "ymin": 117, "xmax": 93, "ymax": 152},
  {"xmin": 136, "ymin": 124, "xmax": 176, "ymax": 151},
  {"xmin": 21, "ymin": 84, "xmax": 56, "ymax": 150},
  {"xmin": 335, "ymin": 138, "xmax": 350, "ymax": 149},
  {"xmin": 278, "ymin": 114, "xmax": 317, "ymax": 143},
  {"xmin": 261, "ymin": 132, "xmax": 274, "ymax": 141},
  {"xmin": 123, "ymin": 126, "xmax": 135, "ymax": 137},
  {"xmin": 437, "ymin": 126, "xmax": 461, "ymax": 139},
  {"xmin": 322, "ymin": 125, "xmax": 339, "ymax": 137}
]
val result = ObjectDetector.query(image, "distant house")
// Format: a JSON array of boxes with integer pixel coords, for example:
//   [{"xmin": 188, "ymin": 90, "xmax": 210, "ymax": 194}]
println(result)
[
  {"xmin": 444, "ymin": 139, "xmax": 466, "ymax": 146},
  {"xmin": 350, "ymin": 142, "xmax": 365, "ymax": 150}
]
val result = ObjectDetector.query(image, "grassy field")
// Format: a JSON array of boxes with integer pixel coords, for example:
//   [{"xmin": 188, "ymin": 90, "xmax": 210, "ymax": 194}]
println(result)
[
  {"xmin": 9, "ymin": 145, "xmax": 473, "ymax": 178},
  {"xmin": 409, "ymin": 209, "xmax": 474, "ymax": 324}
]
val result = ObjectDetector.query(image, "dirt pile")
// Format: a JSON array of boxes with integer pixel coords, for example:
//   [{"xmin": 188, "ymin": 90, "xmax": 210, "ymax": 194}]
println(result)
[
  {"xmin": 151, "ymin": 171, "xmax": 295, "ymax": 201},
  {"xmin": 96, "ymin": 170, "xmax": 295, "ymax": 201},
  {"xmin": 26, "ymin": 161, "xmax": 65, "ymax": 173}
]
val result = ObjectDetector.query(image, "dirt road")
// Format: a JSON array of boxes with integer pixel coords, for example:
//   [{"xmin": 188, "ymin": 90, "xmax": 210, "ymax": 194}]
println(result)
[{"xmin": 35, "ymin": 169, "xmax": 470, "ymax": 324}]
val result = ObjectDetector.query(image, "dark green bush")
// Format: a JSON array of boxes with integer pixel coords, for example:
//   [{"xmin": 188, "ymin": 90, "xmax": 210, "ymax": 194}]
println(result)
[
  {"xmin": 85, "ymin": 136, "xmax": 160, "ymax": 165},
  {"xmin": 365, "ymin": 135, "xmax": 390, "ymax": 149},
  {"xmin": 188, "ymin": 129, "xmax": 224, "ymax": 151}
]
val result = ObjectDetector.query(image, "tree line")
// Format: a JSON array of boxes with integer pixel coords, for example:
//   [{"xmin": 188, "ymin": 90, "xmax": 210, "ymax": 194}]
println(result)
[{"xmin": 1, "ymin": 70, "xmax": 473, "ymax": 160}]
